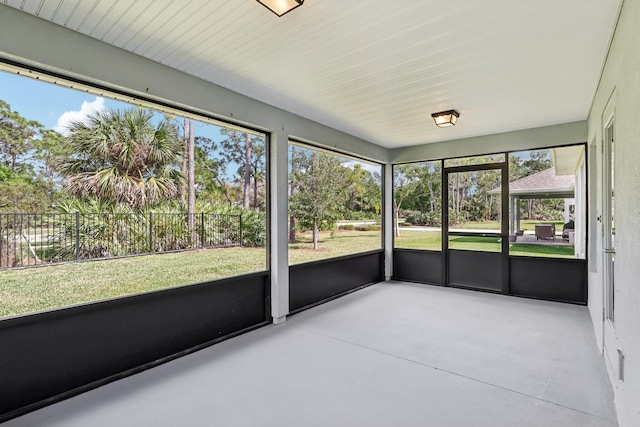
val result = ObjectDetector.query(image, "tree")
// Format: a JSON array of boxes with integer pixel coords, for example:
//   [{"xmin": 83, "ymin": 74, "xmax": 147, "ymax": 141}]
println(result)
[
  {"xmin": 33, "ymin": 129, "xmax": 73, "ymax": 186},
  {"xmin": 346, "ymin": 164, "xmax": 368, "ymax": 212},
  {"xmin": 183, "ymin": 118, "xmax": 196, "ymax": 235},
  {"xmin": 290, "ymin": 150, "xmax": 348, "ymax": 250},
  {"xmin": 510, "ymin": 150, "xmax": 557, "ymax": 220},
  {"xmin": 249, "ymin": 141, "xmax": 266, "ymax": 208},
  {"xmin": 193, "ymin": 136, "xmax": 234, "ymax": 204},
  {"xmin": 289, "ymin": 144, "xmax": 298, "ymax": 242},
  {"xmin": 0, "ymin": 100, "xmax": 70, "ymax": 211},
  {"xmin": 61, "ymin": 108, "xmax": 184, "ymax": 209},
  {"xmin": 219, "ymin": 130, "xmax": 254, "ymax": 209},
  {"xmin": 0, "ymin": 165, "xmax": 51, "ymax": 212},
  {"xmin": 0, "ymin": 100, "xmax": 44, "ymax": 174},
  {"xmin": 393, "ymin": 164, "xmax": 421, "ymax": 236},
  {"xmin": 215, "ymin": 130, "xmax": 266, "ymax": 209}
]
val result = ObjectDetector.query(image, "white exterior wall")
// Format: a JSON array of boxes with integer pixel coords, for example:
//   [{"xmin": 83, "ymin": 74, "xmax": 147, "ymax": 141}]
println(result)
[{"xmin": 587, "ymin": 0, "xmax": 640, "ymax": 426}]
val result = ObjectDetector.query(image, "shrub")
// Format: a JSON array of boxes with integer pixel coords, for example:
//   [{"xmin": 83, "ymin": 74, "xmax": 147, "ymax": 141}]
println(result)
[
  {"xmin": 354, "ymin": 225, "xmax": 381, "ymax": 231},
  {"xmin": 404, "ymin": 210, "xmax": 441, "ymax": 227},
  {"xmin": 186, "ymin": 200, "xmax": 266, "ymax": 247},
  {"xmin": 51, "ymin": 199, "xmax": 266, "ymax": 262},
  {"xmin": 339, "ymin": 224, "xmax": 355, "ymax": 231}
]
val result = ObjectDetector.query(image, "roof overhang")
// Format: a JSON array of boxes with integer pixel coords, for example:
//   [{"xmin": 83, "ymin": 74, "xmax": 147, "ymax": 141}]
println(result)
[{"xmin": 552, "ymin": 145, "xmax": 585, "ymax": 175}]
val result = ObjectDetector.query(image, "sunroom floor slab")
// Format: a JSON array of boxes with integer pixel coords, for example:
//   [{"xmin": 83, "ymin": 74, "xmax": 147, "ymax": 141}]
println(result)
[{"xmin": 6, "ymin": 281, "xmax": 617, "ymax": 427}]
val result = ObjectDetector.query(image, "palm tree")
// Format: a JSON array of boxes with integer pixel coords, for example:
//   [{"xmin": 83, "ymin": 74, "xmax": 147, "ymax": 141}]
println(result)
[{"xmin": 61, "ymin": 108, "xmax": 184, "ymax": 209}]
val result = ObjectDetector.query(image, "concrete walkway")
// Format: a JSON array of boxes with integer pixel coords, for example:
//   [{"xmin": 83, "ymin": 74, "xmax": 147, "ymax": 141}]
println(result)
[{"xmin": 7, "ymin": 282, "xmax": 616, "ymax": 427}]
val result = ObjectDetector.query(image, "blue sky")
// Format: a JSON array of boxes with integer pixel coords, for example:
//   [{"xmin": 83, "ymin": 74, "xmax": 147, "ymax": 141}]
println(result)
[
  {"xmin": 0, "ymin": 70, "xmax": 231, "ymax": 142},
  {"xmin": 0, "ymin": 71, "xmax": 128, "ymax": 131},
  {"xmin": 0, "ymin": 70, "xmax": 254, "ymax": 181}
]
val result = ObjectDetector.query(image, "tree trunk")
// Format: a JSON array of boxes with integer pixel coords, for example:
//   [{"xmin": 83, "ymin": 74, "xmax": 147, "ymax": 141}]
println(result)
[
  {"xmin": 289, "ymin": 145, "xmax": 297, "ymax": 242},
  {"xmin": 243, "ymin": 133, "xmax": 252, "ymax": 209},
  {"xmin": 394, "ymin": 199, "xmax": 400, "ymax": 237},
  {"xmin": 181, "ymin": 120, "xmax": 189, "ymax": 202},
  {"xmin": 313, "ymin": 219, "xmax": 319, "ymax": 250},
  {"xmin": 289, "ymin": 215, "xmax": 297, "ymax": 242},
  {"xmin": 185, "ymin": 119, "xmax": 196, "ymax": 242},
  {"xmin": 487, "ymin": 195, "xmax": 493, "ymax": 221},
  {"xmin": 253, "ymin": 175, "xmax": 258, "ymax": 208}
]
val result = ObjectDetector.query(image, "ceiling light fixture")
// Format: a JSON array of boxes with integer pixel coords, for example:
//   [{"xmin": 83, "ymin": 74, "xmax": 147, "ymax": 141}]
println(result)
[
  {"xmin": 257, "ymin": 0, "xmax": 304, "ymax": 17},
  {"xmin": 431, "ymin": 110, "xmax": 460, "ymax": 127}
]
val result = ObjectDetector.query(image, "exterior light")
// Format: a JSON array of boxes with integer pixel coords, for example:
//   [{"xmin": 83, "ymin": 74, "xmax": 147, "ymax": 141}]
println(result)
[
  {"xmin": 431, "ymin": 110, "xmax": 460, "ymax": 127},
  {"xmin": 257, "ymin": 0, "xmax": 304, "ymax": 17}
]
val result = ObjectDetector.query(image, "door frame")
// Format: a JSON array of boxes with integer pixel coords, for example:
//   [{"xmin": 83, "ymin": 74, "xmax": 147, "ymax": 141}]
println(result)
[
  {"xmin": 601, "ymin": 91, "xmax": 617, "ymax": 374},
  {"xmin": 442, "ymin": 162, "xmax": 509, "ymax": 293}
]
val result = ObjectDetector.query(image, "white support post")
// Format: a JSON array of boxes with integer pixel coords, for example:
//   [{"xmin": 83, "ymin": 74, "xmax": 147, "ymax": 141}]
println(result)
[
  {"xmin": 510, "ymin": 196, "xmax": 515, "ymax": 235},
  {"xmin": 575, "ymin": 152, "xmax": 586, "ymax": 258},
  {"xmin": 270, "ymin": 130, "xmax": 289, "ymax": 324},
  {"xmin": 516, "ymin": 196, "xmax": 521, "ymax": 233},
  {"xmin": 384, "ymin": 163, "xmax": 394, "ymax": 281}
]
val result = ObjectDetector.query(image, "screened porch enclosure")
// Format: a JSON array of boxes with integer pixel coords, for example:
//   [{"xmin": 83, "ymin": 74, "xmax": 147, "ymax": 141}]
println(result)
[{"xmin": 0, "ymin": 0, "xmax": 626, "ymax": 424}]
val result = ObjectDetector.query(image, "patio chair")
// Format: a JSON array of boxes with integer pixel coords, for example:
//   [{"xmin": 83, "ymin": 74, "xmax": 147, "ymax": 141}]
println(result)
[
  {"xmin": 535, "ymin": 224, "xmax": 556, "ymax": 241},
  {"xmin": 562, "ymin": 220, "xmax": 575, "ymax": 240}
]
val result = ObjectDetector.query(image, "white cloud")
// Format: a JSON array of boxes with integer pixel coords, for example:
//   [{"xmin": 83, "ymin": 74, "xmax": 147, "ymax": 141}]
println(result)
[{"xmin": 54, "ymin": 97, "xmax": 106, "ymax": 134}]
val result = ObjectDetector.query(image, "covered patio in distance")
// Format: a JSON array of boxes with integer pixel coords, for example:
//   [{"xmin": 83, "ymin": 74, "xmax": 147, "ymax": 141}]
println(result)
[
  {"xmin": 496, "ymin": 168, "xmax": 575, "ymax": 240},
  {"xmin": 488, "ymin": 145, "xmax": 586, "ymax": 259}
]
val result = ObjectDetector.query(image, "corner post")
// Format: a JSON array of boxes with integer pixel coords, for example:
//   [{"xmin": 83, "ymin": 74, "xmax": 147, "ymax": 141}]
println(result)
[
  {"xmin": 270, "ymin": 129, "xmax": 289, "ymax": 324},
  {"xmin": 384, "ymin": 163, "xmax": 394, "ymax": 280}
]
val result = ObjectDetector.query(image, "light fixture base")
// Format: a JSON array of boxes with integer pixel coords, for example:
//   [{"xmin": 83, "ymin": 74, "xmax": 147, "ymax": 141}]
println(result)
[{"xmin": 257, "ymin": 0, "xmax": 304, "ymax": 17}]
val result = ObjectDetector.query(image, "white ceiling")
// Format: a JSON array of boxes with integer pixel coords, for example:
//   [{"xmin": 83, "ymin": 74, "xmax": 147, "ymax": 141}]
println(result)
[{"xmin": 1, "ymin": 0, "xmax": 621, "ymax": 148}]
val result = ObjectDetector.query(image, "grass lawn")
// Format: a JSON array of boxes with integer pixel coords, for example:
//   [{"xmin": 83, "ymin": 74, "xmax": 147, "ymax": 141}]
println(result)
[
  {"xmin": 395, "ymin": 230, "xmax": 442, "ymax": 250},
  {"xmin": 509, "ymin": 243, "xmax": 576, "ymax": 257},
  {"xmin": 0, "ymin": 227, "xmax": 573, "ymax": 319},
  {"xmin": 0, "ymin": 247, "xmax": 267, "ymax": 318},
  {"xmin": 394, "ymin": 230, "xmax": 575, "ymax": 257},
  {"xmin": 0, "ymin": 230, "xmax": 382, "ymax": 318},
  {"xmin": 454, "ymin": 220, "xmax": 564, "ymax": 232},
  {"xmin": 289, "ymin": 230, "xmax": 382, "ymax": 264}
]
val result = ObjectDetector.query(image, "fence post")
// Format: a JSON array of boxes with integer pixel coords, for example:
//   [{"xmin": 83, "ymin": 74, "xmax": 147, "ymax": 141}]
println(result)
[
  {"xmin": 75, "ymin": 211, "xmax": 80, "ymax": 262},
  {"xmin": 149, "ymin": 212, "xmax": 153, "ymax": 253},
  {"xmin": 239, "ymin": 215, "xmax": 243, "ymax": 247},
  {"xmin": 200, "ymin": 213, "xmax": 205, "ymax": 248}
]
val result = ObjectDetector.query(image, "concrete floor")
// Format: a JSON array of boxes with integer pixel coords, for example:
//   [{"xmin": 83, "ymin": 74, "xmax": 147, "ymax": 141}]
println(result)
[{"xmin": 6, "ymin": 281, "xmax": 617, "ymax": 427}]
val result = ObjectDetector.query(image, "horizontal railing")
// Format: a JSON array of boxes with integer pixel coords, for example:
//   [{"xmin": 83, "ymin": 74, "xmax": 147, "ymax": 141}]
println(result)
[{"xmin": 0, "ymin": 212, "xmax": 242, "ymax": 270}]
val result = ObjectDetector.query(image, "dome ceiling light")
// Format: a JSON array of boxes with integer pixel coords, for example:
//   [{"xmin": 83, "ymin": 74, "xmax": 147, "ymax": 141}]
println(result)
[{"xmin": 431, "ymin": 110, "xmax": 460, "ymax": 127}]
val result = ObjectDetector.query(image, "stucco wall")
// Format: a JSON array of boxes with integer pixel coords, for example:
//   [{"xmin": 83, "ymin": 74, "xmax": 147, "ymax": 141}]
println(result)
[{"xmin": 587, "ymin": 0, "xmax": 640, "ymax": 426}]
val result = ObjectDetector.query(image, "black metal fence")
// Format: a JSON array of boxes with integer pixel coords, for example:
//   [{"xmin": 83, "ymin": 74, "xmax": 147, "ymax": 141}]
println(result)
[{"xmin": 0, "ymin": 212, "xmax": 242, "ymax": 270}]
